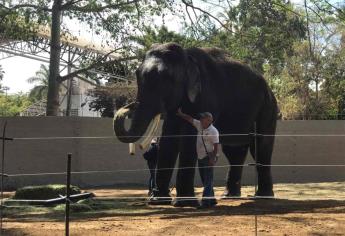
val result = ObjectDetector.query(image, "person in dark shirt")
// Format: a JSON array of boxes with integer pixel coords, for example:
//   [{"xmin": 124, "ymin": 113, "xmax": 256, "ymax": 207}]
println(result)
[{"xmin": 143, "ymin": 138, "xmax": 159, "ymax": 196}]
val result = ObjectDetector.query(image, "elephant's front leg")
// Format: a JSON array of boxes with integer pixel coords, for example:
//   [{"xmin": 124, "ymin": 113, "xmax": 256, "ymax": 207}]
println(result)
[
  {"xmin": 173, "ymin": 123, "xmax": 199, "ymax": 207},
  {"xmin": 149, "ymin": 115, "xmax": 180, "ymax": 205}
]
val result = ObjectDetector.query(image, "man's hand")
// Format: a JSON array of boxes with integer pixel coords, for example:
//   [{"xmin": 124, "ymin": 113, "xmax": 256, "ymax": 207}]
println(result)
[
  {"xmin": 176, "ymin": 108, "xmax": 183, "ymax": 116},
  {"xmin": 208, "ymin": 153, "xmax": 217, "ymax": 166},
  {"xmin": 209, "ymin": 143, "xmax": 219, "ymax": 166},
  {"xmin": 176, "ymin": 108, "xmax": 193, "ymax": 124}
]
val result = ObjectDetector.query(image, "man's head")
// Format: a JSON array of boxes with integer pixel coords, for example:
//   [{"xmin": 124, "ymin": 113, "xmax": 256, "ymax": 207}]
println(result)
[{"xmin": 199, "ymin": 112, "xmax": 213, "ymax": 129}]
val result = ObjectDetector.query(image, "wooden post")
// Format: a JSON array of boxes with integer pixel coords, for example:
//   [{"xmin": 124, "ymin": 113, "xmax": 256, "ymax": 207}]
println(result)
[
  {"xmin": 254, "ymin": 122, "xmax": 258, "ymax": 236},
  {"xmin": 0, "ymin": 121, "xmax": 7, "ymax": 236}
]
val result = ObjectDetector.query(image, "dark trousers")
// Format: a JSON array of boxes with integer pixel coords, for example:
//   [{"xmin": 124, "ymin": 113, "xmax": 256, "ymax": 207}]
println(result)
[
  {"xmin": 198, "ymin": 157, "xmax": 217, "ymax": 206},
  {"xmin": 147, "ymin": 159, "xmax": 157, "ymax": 195}
]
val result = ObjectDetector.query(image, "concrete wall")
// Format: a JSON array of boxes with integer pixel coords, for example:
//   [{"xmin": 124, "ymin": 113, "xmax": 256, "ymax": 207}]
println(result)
[{"xmin": 0, "ymin": 117, "xmax": 344, "ymax": 190}]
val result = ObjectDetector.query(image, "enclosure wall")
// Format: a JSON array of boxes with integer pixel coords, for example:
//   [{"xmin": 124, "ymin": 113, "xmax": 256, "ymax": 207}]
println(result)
[{"xmin": 0, "ymin": 117, "xmax": 344, "ymax": 189}]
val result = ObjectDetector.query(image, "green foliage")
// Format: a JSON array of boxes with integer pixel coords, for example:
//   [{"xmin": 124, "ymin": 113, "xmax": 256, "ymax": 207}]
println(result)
[
  {"xmin": 2, "ymin": 0, "xmax": 345, "ymax": 119},
  {"xmin": 54, "ymin": 202, "xmax": 93, "ymax": 212},
  {"xmin": 53, "ymin": 198, "xmax": 146, "ymax": 213},
  {"xmin": 1, "ymin": 0, "xmax": 169, "ymax": 115},
  {"xmin": 207, "ymin": 0, "xmax": 306, "ymax": 73},
  {"xmin": 88, "ymin": 83, "xmax": 136, "ymax": 117},
  {"xmin": 89, "ymin": 26, "xmax": 200, "ymax": 117},
  {"xmin": 0, "ymin": 65, "xmax": 3, "ymax": 90},
  {"xmin": 0, "ymin": 93, "xmax": 32, "ymax": 116},
  {"xmin": 0, "ymin": 65, "xmax": 3, "ymax": 81},
  {"xmin": 131, "ymin": 25, "xmax": 199, "ymax": 58},
  {"xmin": 14, "ymin": 184, "xmax": 81, "ymax": 200},
  {"xmin": 0, "ymin": 6, "xmax": 46, "ymax": 42},
  {"xmin": 27, "ymin": 64, "xmax": 49, "ymax": 101},
  {"xmin": 3, "ymin": 198, "xmax": 147, "ymax": 218},
  {"xmin": 322, "ymin": 28, "xmax": 345, "ymax": 119}
]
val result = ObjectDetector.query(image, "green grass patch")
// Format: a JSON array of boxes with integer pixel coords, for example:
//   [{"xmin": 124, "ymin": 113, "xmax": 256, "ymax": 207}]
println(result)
[
  {"xmin": 3, "ymin": 198, "xmax": 154, "ymax": 219},
  {"xmin": 53, "ymin": 199, "xmax": 142, "ymax": 213},
  {"xmin": 54, "ymin": 203, "xmax": 93, "ymax": 212},
  {"xmin": 14, "ymin": 184, "xmax": 81, "ymax": 200}
]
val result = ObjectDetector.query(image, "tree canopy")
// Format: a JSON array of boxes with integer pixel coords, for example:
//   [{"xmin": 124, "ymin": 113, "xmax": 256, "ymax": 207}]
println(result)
[
  {"xmin": 1, "ymin": 0, "xmax": 345, "ymax": 119},
  {"xmin": 0, "ymin": 93, "xmax": 32, "ymax": 116}
]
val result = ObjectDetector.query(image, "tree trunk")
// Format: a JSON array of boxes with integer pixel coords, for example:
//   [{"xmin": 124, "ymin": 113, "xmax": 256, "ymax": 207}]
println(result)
[
  {"xmin": 46, "ymin": 0, "xmax": 63, "ymax": 116},
  {"xmin": 66, "ymin": 53, "xmax": 73, "ymax": 116}
]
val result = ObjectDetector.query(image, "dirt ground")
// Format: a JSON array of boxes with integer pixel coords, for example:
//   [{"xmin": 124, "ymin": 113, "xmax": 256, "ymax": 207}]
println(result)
[{"xmin": 3, "ymin": 182, "xmax": 345, "ymax": 236}]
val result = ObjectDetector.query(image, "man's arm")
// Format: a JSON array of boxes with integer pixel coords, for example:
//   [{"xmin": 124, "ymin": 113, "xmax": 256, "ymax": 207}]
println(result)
[
  {"xmin": 176, "ymin": 108, "xmax": 194, "ymax": 125},
  {"xmin": 211, "ymin": 129, "xmax": 220, "ymax": 157}
]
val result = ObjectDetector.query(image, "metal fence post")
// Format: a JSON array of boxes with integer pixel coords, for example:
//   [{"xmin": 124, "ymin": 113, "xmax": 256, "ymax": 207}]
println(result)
[
  {"xmin": 0, "ymin": 121, "xmax": 10, "ymax": 236},
  {"xmin": 65, "ymin": 153, "xmax": 72, "ymax": 236},
  {"xmin": 254, "ymin": 122, "xmax": 258, "ymax": 236}
]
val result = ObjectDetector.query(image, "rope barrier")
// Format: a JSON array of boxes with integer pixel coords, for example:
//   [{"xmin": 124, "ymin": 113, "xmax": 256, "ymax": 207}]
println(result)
[
  {"xmin": 2, "ymin": 195, "xmax": 344, "ymax": 209},
  {"xmin": 4, "ymin": 164, "xmax": 345, "ymax": 177},
  {"xmin": 9, "ymin": 133, "xmax": 345, "ymax": 140}
]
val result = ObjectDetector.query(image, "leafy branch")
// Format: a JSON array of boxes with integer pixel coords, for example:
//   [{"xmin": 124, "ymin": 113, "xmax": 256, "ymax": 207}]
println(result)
[
  {"xmin": 181, "ymin": 0, "xmax": 238, "ymax": 36},
  {"xmin": 58, "ymin": 51, "xmax": 137, "ymax": 82},
  {"xmin": 0, "ymin": 3, "xmax": 52, "ymax": 12},
  {"xmin": 61, "ymin": 0, "xmax": 140, "ymax": 12}
]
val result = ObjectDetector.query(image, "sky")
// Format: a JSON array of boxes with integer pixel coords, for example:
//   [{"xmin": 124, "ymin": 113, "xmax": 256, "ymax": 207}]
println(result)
[{"xmin": 1, "ymin": 56, "xmax": 46, "ymax": 94}]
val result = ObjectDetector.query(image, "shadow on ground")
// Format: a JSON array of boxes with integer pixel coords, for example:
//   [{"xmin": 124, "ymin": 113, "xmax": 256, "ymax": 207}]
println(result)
[{"xmin": 4, "ymin": 198, "xmax": 345, "ymax": 223}]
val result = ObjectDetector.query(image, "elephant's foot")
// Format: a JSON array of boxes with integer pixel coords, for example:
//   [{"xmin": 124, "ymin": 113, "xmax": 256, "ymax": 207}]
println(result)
[
  {"xmin": 147, "ymin": 190, "xmax": 172, "ymax": 205},
  {"xmin": 255, "ymin": 189, "xmax": 274, "ymax": 198},
  {"xmin": 172, "ymin": 198, "xmax": 199, "ymax": 208}
]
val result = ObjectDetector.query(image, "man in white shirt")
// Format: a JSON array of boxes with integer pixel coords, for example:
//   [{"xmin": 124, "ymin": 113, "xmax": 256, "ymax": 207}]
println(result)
[{"xmin": 177, "ymin": 109, "xmax": 219, "ymax": 208}]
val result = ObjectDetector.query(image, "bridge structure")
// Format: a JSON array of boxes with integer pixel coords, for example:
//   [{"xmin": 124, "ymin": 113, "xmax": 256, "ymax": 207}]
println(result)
[{"xmin": 0, "ymin": 26, "xmax": 135, "ymax": 116}]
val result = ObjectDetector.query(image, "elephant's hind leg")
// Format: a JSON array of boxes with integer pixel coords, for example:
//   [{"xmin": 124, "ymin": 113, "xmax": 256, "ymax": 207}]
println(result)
[
  {"xmin": 249, "ymin": 135, "xmax": 275, "ymax": 197},
  {"xmin": 222, "ymin": 145, "xmax": 249, "ymax": 197}
]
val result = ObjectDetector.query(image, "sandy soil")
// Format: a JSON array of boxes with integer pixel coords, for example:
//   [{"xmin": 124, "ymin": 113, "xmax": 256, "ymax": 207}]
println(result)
[{"xmin": 3, "ymin": 182, "xmax": 345, "ymax": 236}]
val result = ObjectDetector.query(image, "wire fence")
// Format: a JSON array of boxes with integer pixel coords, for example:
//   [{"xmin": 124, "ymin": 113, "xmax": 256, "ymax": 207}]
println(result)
[
  {"xmin": 0, "ymin": 120, "xmax": 345, "ymax": 236},
  {"xmin": 6, "ymin": 133, "xmax": 345, "ymax": 140}
]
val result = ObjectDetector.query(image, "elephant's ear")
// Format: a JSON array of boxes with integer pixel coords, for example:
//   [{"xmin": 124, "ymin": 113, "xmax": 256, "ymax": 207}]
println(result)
[{"xmin": 186, "ymin": 55, "xmax": 201, "ymax": 103}]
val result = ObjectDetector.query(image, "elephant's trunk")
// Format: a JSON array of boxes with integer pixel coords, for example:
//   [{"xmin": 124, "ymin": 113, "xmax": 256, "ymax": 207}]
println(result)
[
  {"xmin": 113, "ymin": 102, "xmax": 160, "ymax": 144},
  {"xmin": 114, "ymin": 102, "xmax": 143, "ymax": 143}
]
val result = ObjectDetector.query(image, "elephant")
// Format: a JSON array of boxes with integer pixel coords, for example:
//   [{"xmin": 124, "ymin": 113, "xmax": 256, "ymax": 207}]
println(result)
[{"xmin": 114, "ymin": 43, "xmax": 278, "ymax": 206}]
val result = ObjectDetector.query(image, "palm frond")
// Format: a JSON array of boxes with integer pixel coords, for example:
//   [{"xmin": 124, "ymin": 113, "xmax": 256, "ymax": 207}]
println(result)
[{"xmin": 27, "ymin": 64, "xmax": 49, "ymax": 84}]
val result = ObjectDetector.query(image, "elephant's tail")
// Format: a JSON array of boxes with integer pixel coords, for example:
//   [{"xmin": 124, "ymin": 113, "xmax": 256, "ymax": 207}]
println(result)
[{"xmin": 256, "ymin": 82, "xmax": 278, "ymax": 136}]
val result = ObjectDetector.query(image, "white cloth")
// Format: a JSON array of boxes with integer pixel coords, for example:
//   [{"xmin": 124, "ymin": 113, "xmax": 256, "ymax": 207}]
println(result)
[{"xmin": 192, "ymin": 119, "xmax": 219, "ymax": 159}]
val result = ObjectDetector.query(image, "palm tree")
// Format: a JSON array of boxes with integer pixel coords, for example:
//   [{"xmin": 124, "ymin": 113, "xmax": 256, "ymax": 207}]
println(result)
[
  {"xmin": 27, "ymin": 64, "xmax": 49, "ymax": 101},
  {"xmin": 0, "ymin": 65, "xmax": 4, "ymax": 80},
  {"xmin": 0, "ymin": 65, "xmax": 5, "ymax": 93}
]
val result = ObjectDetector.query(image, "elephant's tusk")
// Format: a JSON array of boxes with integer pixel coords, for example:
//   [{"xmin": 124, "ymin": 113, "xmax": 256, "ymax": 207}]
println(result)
[{"xmin": 139, "ymin": 114, "xmax": 161, "ymax": 150}]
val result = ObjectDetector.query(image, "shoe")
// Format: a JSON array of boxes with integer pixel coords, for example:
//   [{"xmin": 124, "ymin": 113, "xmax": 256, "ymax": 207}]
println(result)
[
  {"xmin": 147, "ymin": 191, "xmax": 172, "ymax": 205},
  {"xmin": 198, "ymin": 198, "xmax": 217, "ymax": 209},
  {"xmin": 148, "ymin": 196, "xmax": 172, "ymax": 205},
  {"xmin": 255, "ymin": 190, "xmax": 274, "ymax": 198},
  {"xmin": 221, "ymin": 191, "xmax": 241, "ymax": 199},
  {"xmin": 172, "ymin": 198, "xmax": 199, "ymax": 208}
]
